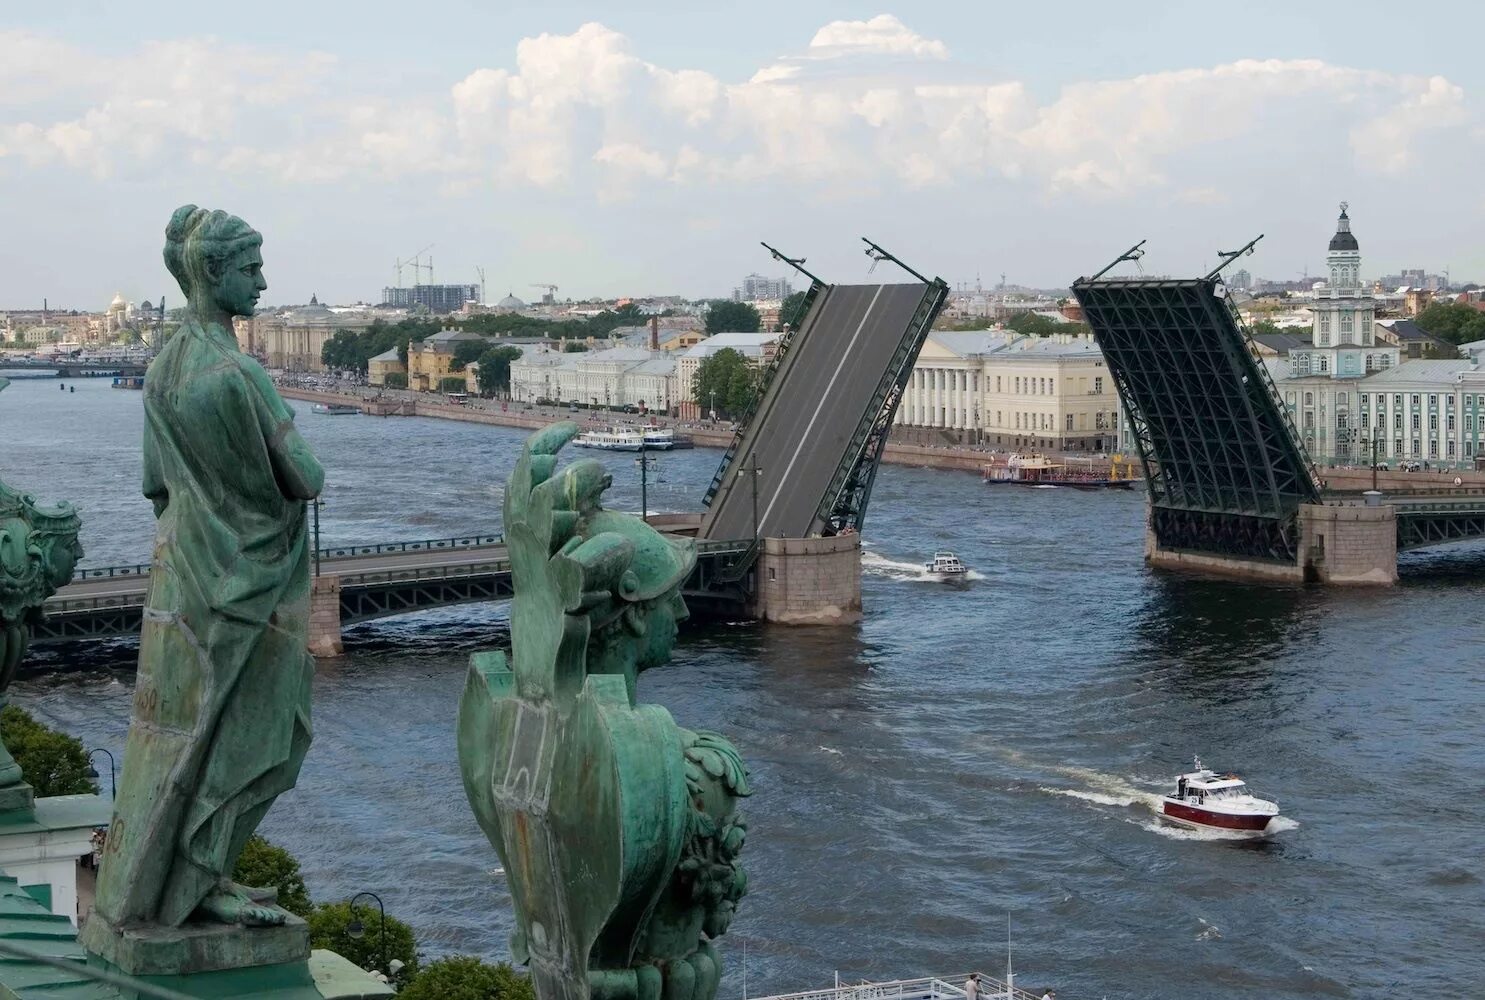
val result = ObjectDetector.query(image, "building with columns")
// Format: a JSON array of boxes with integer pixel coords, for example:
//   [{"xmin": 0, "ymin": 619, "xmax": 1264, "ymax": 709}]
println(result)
[
  {"xmin": 1277, "ymin": 205, "xmax": 1483, "ymax": 468},
  {"xmin": 895, "ymin": 331, "xmax": 1122, "ymax": 452}
]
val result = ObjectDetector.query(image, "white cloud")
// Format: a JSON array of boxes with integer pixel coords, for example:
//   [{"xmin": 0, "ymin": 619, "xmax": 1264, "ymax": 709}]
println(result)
[{"xmin": 0, "ymin": 20, "xmax": 1473, "ymax": 202}]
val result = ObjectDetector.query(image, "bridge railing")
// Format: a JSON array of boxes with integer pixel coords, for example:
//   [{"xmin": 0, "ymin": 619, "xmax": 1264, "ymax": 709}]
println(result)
[
  {"xmin": 72, "ymin": 533, "xmax": 505, "ymax": 582},
  {"xmin": 749, "ymin": 974, "xmax": 1042, "ymax": 1000}
]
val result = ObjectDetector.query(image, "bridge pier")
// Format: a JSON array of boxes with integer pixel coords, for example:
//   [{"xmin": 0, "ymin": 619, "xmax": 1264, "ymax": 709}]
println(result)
[
  {"xmin": 750, "ymin": 535, "xmax": 862, "ymax": 625},
  {"xmin": 1143, "ymin": 501, "xmax": 1399, "ymax": 586},
  {"xmin": 1298, "ymin": 503, "xmax": 1398, "ymax": 585},
  {"xmin": 308, "ymin": 575, "xmax": 344, "ymax": 657}
]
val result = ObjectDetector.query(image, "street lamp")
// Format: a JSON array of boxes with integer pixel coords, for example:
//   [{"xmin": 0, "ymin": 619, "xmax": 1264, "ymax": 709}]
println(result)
[
  {"xmin": 346, "ymin": 891, "xmax": 388, "ymax": 976},
  {"xmin": 708, "ymin": 390, "xmax": 717, "ymax": 422},
  {"xmin": 734, "ymin": 452, "xmax": 764, "ymax": 543},
  {"xmin": 635, "ymin": 444, "xmax": 659, "ymax": 521},
  {"xmin": 84, "ymin": 748, "xmax": 116, "ymax": 799},
  {"xmin": 309, "ymin": 498, "xmax": 324, "ymax": 577}
]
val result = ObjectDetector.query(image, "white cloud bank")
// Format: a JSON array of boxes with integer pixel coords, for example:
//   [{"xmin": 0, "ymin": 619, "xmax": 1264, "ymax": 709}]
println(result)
[{"xmin": 0, "ymin": 19, "xmax": 1470, "ymax": 199}]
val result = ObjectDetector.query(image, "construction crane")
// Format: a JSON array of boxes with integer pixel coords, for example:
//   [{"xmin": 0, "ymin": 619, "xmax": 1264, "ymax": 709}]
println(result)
[
  {"xmin": 476, "ymin": 267, "xmax": 487, "ymax": 305},
  {"xmin": 396, "ymin": 244, "xmax": 436, "ymax": 287},
  {"xmin": 530, "ymin": 283, "xmax": 559, "ymax": 305}
]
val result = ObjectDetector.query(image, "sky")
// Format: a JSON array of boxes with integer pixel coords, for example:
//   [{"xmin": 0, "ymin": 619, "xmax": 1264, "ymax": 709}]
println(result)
[{"xmin": 2, "ymin": 1, "xmax": 1482, "ymax": 309}]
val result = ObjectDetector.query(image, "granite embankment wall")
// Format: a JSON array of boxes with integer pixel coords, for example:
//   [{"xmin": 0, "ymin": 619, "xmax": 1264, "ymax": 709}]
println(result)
[{"xmin": 279, "ymin": 388, "xmax": 1019, "ymax": 475}]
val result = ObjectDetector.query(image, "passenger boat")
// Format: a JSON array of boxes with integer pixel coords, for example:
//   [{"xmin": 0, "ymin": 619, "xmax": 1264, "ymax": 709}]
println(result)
[
  {"xmin": 1160, "ymin": 757, "xmax": 1279, "ymax": 833},
  {"xmin": 982, "ymin": 454, "xmax": 1137, "ymax": 490},
  {"xmin": 574, "ymin": 427, "xmax": 645, "ymax": 451},
  {"xmin": 923, "ymin": 551, "xmax": 969, "ymax": 581},
  {"xmin": 642, "ymin": 427, "xmax": 676, "ymax": 450},
  {"xmin": 311, "ymin": 403, "xmax": 360, "ymax": 415}
]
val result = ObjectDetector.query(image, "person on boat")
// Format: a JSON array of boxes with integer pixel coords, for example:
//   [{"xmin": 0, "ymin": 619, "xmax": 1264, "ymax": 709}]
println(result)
[{"xmin": 964, "ymin": 974, "xmax": 979, "ymax": 1000}]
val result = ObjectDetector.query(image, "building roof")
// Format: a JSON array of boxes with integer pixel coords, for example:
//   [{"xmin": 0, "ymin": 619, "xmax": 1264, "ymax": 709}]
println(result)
[
  {"xmin": 497, "ymin": 292, "xmax": 527, "ymax": 309},
  {"xmin": 424, "ymin": 328, "xmax": 485, "ymax": 346},
  {"xmin": 1251, "ymin": 331, "xmax": 1311, "ymax": 356},
  {"xmin": 928, "ymin": 331, "xmax": 1016, "ymax": 357},
  {"xmin": 681, "ymin": 333, "xmax": 780, "ymax": 359},
  {"xmin": 630, "ymin": 358, "xmax": 677, "ymax": 376},
  {"xmin": 1376, "ymin": 318, "xmax": 1445, "ymax": 344},
  {"xmin": 1360, "ymin": 359, "xmax": 1477, "ymax": 383},
  {"xmin": 583, "ymin": 346, "xmax": 660, "ymax": 363},
  {"xmin": 368, "ymin": 347, "xmax": 402, "ymax": 363},
  {"xmin": 1458, "ymin": 338, "xmax": 1485, "ymax": 354}
]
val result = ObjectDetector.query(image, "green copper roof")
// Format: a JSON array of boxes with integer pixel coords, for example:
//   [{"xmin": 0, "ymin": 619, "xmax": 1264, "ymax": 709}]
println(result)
[{"xmin": 0, "ymin": 873, "xmax": 117, "ymax": 999}]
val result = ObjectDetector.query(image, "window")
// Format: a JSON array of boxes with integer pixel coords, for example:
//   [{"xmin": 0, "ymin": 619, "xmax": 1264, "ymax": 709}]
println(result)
[
  {"xmin": 1412, "ymin": 413, "xmax": 1420, "ymax": 431},
  {"xmin": 995, "ymin": 376, "xmax": 1001, "ymax": 392},
  {"xmin": 1429, "ymin": 394, "xmax": 1438, "ymax": 407},
  {"xmin": 1066, "ymin": 414, "xmax": 1074, "ymax": 430},
  {"xmin": 1337, "ymin": 392, "xmax": 1348, "ymax": 406},
  {"xmin": 1015, "ymin": 377, "xmax": 1021, "ymax": 393},
  {"xmin": 1094, "ymin": 377, "xmax": 1104, "ymax": 394},
  {"xmin": 1429, "ymin": 440, "xmax": 1439, "ymax": 458},
  {"xmin": 1295, "ymin": 354, "xmax": 1312, "ymax": 375},
  {"xmin": 1319, "ymin": 357, "xmax": 1329, "ymax": 373},
  {"xmin": 1394, "ymin": 413, "xmax": 1402, "ymax": 430},
  {"xmin": 1412, "ymin": 440, "xmax": 1421, "ymax": 456},
  {"xmin": 1394, "ymin": 394, "xmax": 1403, "ymax": 407},
  {"xmin": 1430, "ymin": 414, "xmax": 1438, "ymax": 431},
  {"xmin": 1341, "ymin": 313, "xmax": 1353, "ymax": 333},
  {"xmin": 1015, "ymin": 412, "xmax": 1021, "ymax": 429},
  {"xmin": 1395, "ymin": 437, "xmax": 1403, "ymax": 455},
  {"xmin": 1446, "ymin": 394, "xmax": 1455, "ymax": 408},
  {"xmin": 1468, "ymin": 415, "xmax": 1476, "ymax": 432},
  {"xmin": 1304, "ymin": 411, "xmax": 1315, "ymax": 429},
  {"xmin": 1360, "ymin": 393, "xmax": 1369, "ymax": 406},
  {"xmin": 1287, "ymin": 392, "xmax": 1296, "ymax": 406},
  {"xmin": 1412, "ymin": 394, "xmax": 1420, "ymax": 406},
  {"xmin": 1447, "ymin": 441, "xmax": 1456, "ymax": 457},
  {"xmin": 1320, "ymin": 313, "xmax": 1331, "ymax": 332},
  {"xmin": 1361, "ymin": 413, "xmax": 1370, "ymax": 429},
  {"xmin": 1305, "ymin": 392, "xmax": 1314, "ymax": 406},
  {"xmin": 1448, "ymin": 414, "xmax": 1455, "ymax": 432}
]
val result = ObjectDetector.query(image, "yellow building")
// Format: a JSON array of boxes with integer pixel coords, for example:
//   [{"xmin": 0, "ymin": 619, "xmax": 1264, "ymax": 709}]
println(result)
[
  {"xmin": 897, "ymin": 331, "xmax": 1121, "ymax": 452},
  {"xmin": 367, "ymin": 347, "xmax": 406, "ymax": 387},
  {"xmin": 406, "ymin": 328, "xmax": 487, "ymax": 391}
]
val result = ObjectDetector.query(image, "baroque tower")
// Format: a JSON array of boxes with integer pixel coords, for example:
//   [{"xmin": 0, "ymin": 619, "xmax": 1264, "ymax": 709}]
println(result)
[{"xmin": 1307, "ymin": 203, "xmax": 1379, "ymax": 379}]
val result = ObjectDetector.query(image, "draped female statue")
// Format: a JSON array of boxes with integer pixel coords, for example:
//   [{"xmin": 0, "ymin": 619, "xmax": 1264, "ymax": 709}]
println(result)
[{"xmin": 87, "ymin": 206, "xmax": 324, "ymax": 939}]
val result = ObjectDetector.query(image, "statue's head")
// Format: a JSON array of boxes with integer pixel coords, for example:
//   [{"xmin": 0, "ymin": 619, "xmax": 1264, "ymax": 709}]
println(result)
[
  {"xmin": 578, "ymin": 507, "xmax": 693, "ymax": 674},
  {"xmin": 24, "ymin": 498, "xmax": 82, "ymax": 590},
  {"xmin": 163, "ymin": 205, "xmax": 265, "ymax": 318}
]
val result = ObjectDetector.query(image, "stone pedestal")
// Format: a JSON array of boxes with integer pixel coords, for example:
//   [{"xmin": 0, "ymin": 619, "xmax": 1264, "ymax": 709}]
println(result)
[
  {"xmin": 79, "ymin": 905, "xmax": 311, "ymax": 977},
  {"xmin": 1299, "ymin": 502, "xmax": 1398, "ymax": 585},
  {"xmin": 751, "ymin": 534, "xmax": 862, "ymax": 625},
  {"xmin": 308, "ymin": 575, "xmax": 343, "ymax": 657}
]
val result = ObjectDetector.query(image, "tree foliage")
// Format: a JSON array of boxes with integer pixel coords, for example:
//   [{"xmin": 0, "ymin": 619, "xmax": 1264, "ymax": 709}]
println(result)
[
  {"xmin": 694, "ymin": 347, "xmax": 758, "ymax": 418},
  {"xmin": 382, "ymin": 372, "xmax": 408, "ymax": 389},
  {"xmin": 1415, "ymin": 301, "xmax": 1485, "ymax": 346},
  {"xmin": 308, "ymin": 901, "xmax": 420, "ymax": 986},
  {"xmin": 438, "ymin": 376, "xmax": 468, "ymax": 394},
  {"xmin": 563, "ymin": 341, "xmax": 589, "ymax": 353},
  {"xmin": 476, "ymin": 346, "xmax": 523, "ymax": 396},
  {"xmin": 705, "ymin": 300, "xmax": 761, "ymax": 335},
  {"xmin": 0, "ymin": 706, "xmax": 97, "ymax": 797},
  {"xmin": 449, "ymin": 339, "xmax": 488, "ymax": 372},
  {"xmin": 779, "ymin": 290, "xmax": 809, "ymax": 330},
  {"xmin": 399, "ymin": 956, "xmax": 536, "ymax": 1000},
  {"xmin": 1250, "ymin": 319, "xmax": 1287, "ymax": 337},
  {"xmin": 232, "ymin": 835, "xmax": 312, "ymax": 918},
  {"xmin": 1002, "ymin": 311, "xmax": 1086, "ymax": 337}
]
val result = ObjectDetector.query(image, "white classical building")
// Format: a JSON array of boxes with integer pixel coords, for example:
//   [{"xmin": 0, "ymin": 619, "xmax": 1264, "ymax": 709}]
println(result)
[
  {"xmin": 509, "ymin": 346, "xmax": 678, "ymax": 412},
  {"xmin": 894, "ymin": 330, "xmax": 1122, "ymax": 452},
  {"xmin": 1276, "ymin": 205, "xmax": 1485, "ymax": 467}
]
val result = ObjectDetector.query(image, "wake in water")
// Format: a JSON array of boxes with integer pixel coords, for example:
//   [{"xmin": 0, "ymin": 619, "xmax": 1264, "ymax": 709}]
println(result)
[
  {"xmin": 860, "ymin": 550, "xmax": 987, "ymax": 583},
  {"xmin": 1008, "ymin": 751, "xmax": 1298, "ymax": 841}
]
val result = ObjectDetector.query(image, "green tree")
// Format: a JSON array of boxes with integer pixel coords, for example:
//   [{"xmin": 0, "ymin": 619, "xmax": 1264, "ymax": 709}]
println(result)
[
  {"xmin": 694, "ymin": 347, "xmax": 758, "ymax": 418},
  {"xmin": 438, "ymin": 376, "xmax": 468, "ymax": 394},
  {"xmin": 779, "ymin": 290, "xmax": 809, "ymax": 330},
  {"xmin": 1250, "ymin": 319, "xmax": 1285, "ymax": 337},
  {"xmin": 0, "ymin": 706, "xmax": 97, "ymax": 797},
  {"xmin": 563, "ymin": 341, "xmax": 588, "ymax": 353},
  {"xmin": 1003, "ymin": 311, "xmax": 1085, "ymax": 337},
  {"xmin": 449, "ymin": 339, "xmax": 489, "ymax": 372},
  {"xmin": 704, "ymin": 300, "xmax": 761, "ymax": 335},
  {"xmin": 232, "ymin": 835, "xmax": 312, "ymax": 918},
  {"xmin": 308, "ymin": 901, "xmax": 419, "ymax": 986},
  {"xmin": 476, "ymin": 346, "xmax": 522, "ymax": 396},
  {"xmin": 383, "ymin": 372, "xmax": 407, "ymax": 389},
  {"xmin": 399, "ymin": 956, "xmax": 536, "ymax": 1000},
  {"xmin": 1415, "ymin": 301, "xmax": 1485, "ymax": 346}
]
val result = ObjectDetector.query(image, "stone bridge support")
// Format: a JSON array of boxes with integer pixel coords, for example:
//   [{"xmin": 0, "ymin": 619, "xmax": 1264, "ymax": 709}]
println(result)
[
  {"xmin": 308, "ymin": 575, "xmax": 343, "ymax": 657},
  {"xmin": 1298, "ymin": 502, "xmax": 1398, "ymax": 585},
  {"xmin": 751, "ymin": 534, "xmax": 862, "ymax": 625}
]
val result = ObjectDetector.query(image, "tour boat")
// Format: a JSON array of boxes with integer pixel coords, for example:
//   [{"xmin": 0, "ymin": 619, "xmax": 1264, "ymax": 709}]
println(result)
[
  {"xmin": 642, "ymin": 427, "xmax": 675, "ymax": 450},
  {"xmin": 923, "ymin": 551, "xmax": 969, "ymax": 581},
  {"xmin": 982, "ymin": 454, "xmax": 1137, "ymax": 490},
  {"xmin": 1160, "ymin": 757, "xmax": 1279, "ymax": 833},
  {"xmin": 574, "ymin": 427, "xmax": 645, "ymax": 451},
  {"xmin": 311, "ymin": 403, "xmax": 360, "ymax": 415}
]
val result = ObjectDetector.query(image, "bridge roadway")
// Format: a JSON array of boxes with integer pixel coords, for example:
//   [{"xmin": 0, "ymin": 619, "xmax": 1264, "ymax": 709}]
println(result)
[
  {"xmin": 36, "ymin": 527, "xmax": 752, "ymax": 644},
  {"xmin": 701, "ymin": 281, "xmax": 944, "ymax": 542}
]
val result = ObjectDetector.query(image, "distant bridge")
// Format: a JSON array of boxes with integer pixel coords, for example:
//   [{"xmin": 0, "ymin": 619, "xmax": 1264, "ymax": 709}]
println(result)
[
  {"xmin": 36, "ymin": 529, "xmax": 753, "ymax": 648},
  {"xmin": 1073, "ymin": 244, "xmax": 1485, "ymax": 583},
  {"xmin": 0, "ymin": 356, "xmax": 149, "ymax": 378}
]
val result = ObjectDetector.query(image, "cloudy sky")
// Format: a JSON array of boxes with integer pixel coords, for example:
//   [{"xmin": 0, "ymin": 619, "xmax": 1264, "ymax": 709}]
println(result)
[{"xmin": 3, "ymin": 1, "xmax": 1481, "ymax": 309}]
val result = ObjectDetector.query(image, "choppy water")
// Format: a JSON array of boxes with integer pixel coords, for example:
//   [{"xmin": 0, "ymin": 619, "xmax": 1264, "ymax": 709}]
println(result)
[{"xmin": 4, "ymin": 376, "xmax": 1485, "ymax": 999}]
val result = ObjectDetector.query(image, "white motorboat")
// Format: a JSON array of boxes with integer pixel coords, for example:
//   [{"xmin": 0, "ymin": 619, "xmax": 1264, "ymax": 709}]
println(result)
[
  {"xmin": 1160, "ymin": 756, "xmax": 1280, "ymax": 833},
  {"xmin": 641, "ymin": 427, "xmax": 675, "ymax": 450},
  {"xmin": 923, "ymin": 551, "xmax": 969, "ymax": 581}
]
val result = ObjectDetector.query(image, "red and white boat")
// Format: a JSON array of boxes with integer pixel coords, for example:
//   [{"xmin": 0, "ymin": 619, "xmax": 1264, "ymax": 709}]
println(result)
[{"xmin": 1160, "ymin": 757, "xmax": 1279, "ymax": 833}]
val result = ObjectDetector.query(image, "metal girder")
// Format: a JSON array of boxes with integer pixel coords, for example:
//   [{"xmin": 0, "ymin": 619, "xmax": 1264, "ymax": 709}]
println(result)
[
  {"xmin": 1073, "ymin": 275, "xmax": 1320, "ymax": 563},
  {"xmin": 1396, "ymin": 510, "xmax": 1485, "ymax": 550},
  {"xmin": 816, "ymin": 279, "xmax": 949, "ymax": 535}
]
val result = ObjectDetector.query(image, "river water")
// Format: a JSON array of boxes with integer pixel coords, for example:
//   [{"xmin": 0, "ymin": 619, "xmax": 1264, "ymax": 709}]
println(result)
[{"xmin": 4, "ymin": 375, "xmax": 1483, "ymax": 999}]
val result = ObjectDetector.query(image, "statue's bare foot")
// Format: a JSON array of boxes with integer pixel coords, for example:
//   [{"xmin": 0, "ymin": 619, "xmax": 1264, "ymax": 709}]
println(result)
[
  {"xmin": 197, "ymin": 886, "xmax": 286, "ymax": 927},
  {"xmin": 226, "ymin": 879, "xmax": 279, "ymax": 905}
]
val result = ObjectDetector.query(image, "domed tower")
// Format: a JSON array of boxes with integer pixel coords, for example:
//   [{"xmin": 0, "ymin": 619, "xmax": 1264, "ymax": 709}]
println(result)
[
  {"xmin": 1327, "ymin": 202, "xmax": 1361, "ymax": 290},
  {"xmin": 1310, "ymin": 203, "xmax": 1375, "ymax": 362}
]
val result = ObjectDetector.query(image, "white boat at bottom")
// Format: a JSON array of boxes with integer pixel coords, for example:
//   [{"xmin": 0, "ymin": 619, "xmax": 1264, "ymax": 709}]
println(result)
[
  {"xmin": 924, "ymin": 551, "xmax": 969, "ymax": 581},
  {"xmin": 1160, "ymin": 756, "xmax": 1279, "ymax": 833}
]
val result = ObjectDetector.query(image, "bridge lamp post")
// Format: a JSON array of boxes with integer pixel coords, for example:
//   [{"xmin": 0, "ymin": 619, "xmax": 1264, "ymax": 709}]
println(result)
[
  {"xmin": 346, "ymin": 891, "xmax": 388, "ymax": 976},
  {"xmin": 735, "ymin": 452, "xmax": 763, "ymax": 544},
  {"xmin": 310, "ymin": 498, "xmax": 324, "ymax": 577},
  {"xmin": 84, "ymin": 748, "xmax": 116, "ymax": 799},
  {"xmin": 635, "ymin": 443, "xmax": 659, "ymax": 521}
]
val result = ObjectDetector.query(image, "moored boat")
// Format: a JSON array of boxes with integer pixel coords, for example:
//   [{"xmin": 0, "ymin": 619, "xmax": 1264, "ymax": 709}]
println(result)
[
  {"xmin": 642, "ymin": 427, "xmax": 675, "ymax": 450},
  {"xmin": 574, "ymin": 427, "xmax": 645, "ymax": 451},
  {"xmin": 1161, "ymin": 757, "xmax": 1279, "ymax": 833},
  {"xmin": 982, "ymin": 453, "xmax": 1137, "ymax": 489},
  {"xmin": 311, "ymin": 403, "xmax": 360, "ymax": 415}
]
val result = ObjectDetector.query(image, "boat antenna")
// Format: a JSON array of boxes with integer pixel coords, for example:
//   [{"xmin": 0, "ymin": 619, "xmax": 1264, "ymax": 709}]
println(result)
[
  {"xmin": 742, "ymin": 938, "xmax": 748, "ymax": 1000},
  {"xmin": 1006, "ymin": 913, "xmax": 1013, "ymax": 1000},
  {"xmin": 1194, "ymin": 754, "xmax": 1203, "ymax": 772}
]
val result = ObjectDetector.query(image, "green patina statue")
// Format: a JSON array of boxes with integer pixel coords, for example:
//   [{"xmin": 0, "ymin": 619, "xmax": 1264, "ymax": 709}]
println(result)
[
  {"xmin": 0, "ymin": 378, "xmax": 84, "ymax": 810},
  {"xmin": 83, "ymin": 206, "xmax": 324, "ymax": 975},
  {"xmin": 459, "ymin": 423, "xmax": 749, "ymax": 1000}
]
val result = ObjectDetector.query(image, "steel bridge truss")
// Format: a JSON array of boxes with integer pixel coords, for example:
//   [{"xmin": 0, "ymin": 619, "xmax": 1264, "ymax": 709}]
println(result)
[
  {"xmin": 1073, "ymin": 275, "xmax": 1320, "ymax": 563},
  {"xmin": 1396, "ymin": 506, "xmax": 1485, "ymax": 550}
]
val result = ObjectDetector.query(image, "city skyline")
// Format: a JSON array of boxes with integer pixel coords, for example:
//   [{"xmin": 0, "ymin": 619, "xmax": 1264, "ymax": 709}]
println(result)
[{"xmin": 3, "ymin": 2, "xmax": 1482, "ymax": 307}]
